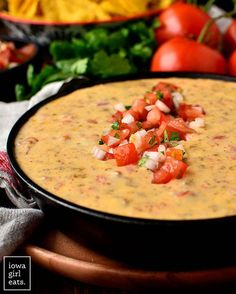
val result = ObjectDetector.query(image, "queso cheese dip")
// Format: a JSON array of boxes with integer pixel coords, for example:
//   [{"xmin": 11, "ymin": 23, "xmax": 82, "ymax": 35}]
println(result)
[{"xmin": 14, "ymin": 78, "xmax": 236, "ymax": 220}]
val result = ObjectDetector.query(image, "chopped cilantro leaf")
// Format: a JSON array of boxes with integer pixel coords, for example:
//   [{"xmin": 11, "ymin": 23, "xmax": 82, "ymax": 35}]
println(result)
[
  {"xmin": 112, "ymin": 121, "xmax": 120, "ymax": 130},
  {"xmin": 138, "ymin": 155, "xmax": 149, "ymax": 167},
  {"xmin": 99, "ymin": 140, "xmax": 104, "ymax": 145},
  {"xmin": 170, "ymin": 132, "xmax": 180, "ymax": 141},
  {"xmin": 125, "ymin": 105, "xmax": 132, "ymax": 110},
  {"xmin": 90, "ymin": 50, "xmax": 133, "ymax": 78},
  {"xmin": 114, "ymin": 132, "xmax": 120, "ymax": 139},
  {"xmin": 149, "ymin": 135, "xmax": 157, "ymax": 146},
  {"xmin": 163, "ymin": 130, "xmax": 169, "ymax": 142},
  {"xmin": 156, "ymin": 91, "xmax": 164, "ymax": 100},
  {"xmin": 137, "ymin": 121, "xmax": 142, "ymax": 129}
]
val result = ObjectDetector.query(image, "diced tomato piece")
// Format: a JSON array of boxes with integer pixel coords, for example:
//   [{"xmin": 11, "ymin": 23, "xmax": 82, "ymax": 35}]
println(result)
[
  {"xmin": 160, "ymin": 113, "xmax": 173, "ymax": 123},
  {"xmin": 166, "ymin": 148, "xmax": 183, "ymax": 161},
  {"xmin": 101, "ymin": 129, "xmax": 129, "ymax": 147},
  {"xmin": 167, "ymin": 118, "xmax": 195, "ymax": 134},
  {"xmin": 152, "ymin": 168, "xmax": 172, "ymax": 184},
  {"xmin": 152, "ymin": 156, "xmax": 187, "ymax": 184},
  {"xmin": 152, "ymin": 82, "xmax": 179, "ymax": 93},
  {"xmin": 146, "ymin": 106, "xmax": 161, "ymax": 127},
  {"xmin": 104, "ymin": 152, "xmax": 115, "ymax": 160},
  {"xmin": 152, "ymin": 82, "xmax": 179, "ymax": 110},
  {"xmin": 131, "ymin": 98, "xmax": 148, "ymax": 120},
  {"xmin": 156, "ymin": 121, "xmax": 167, "ymax": 139},
  {"xmin": 160, "ymin": 88, "xmax": 174, "ymax": 109},
  {"xmin": 10, "ymin": 44, "xmax": 36, "ymax": 63},
  {"xmin": 0, "ymin": 48, "xmax": 11, "ymax": 69},
  {"xmin": 111, "ymin": 111, "xmax": 123, "ymax": 123},
  {"xmin": 120, "ymin": 122, "xmax": 139, "ymax": 135},
  {"xmin": 139, "ymin": 130, "xmax": 160, "ymax": 153},
  {"xmin": 142, "ymin": 120, "xmax": 154, "ymax": 130},
  {"xmin": 144, "ymin": 92, "xmax": 157, "ymax": 104},
  {"xmin": 114, "ymin": 143, "xmax": 139, "ymax": 166},
  {"xmin": 124, "ymin": 109, "xmax": 140, "ymax": 121},
  {"xmin": 178, "ymin": 103, "xmax": 204, "ymax": 121}
]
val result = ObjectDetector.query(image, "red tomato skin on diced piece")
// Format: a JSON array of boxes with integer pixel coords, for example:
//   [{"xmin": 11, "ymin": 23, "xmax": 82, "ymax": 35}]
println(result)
[
  {"xmin": 101, "ymin": 129, "xmax": 129, "ymax": 147},
  {"xmin": 0, "ymin": 48, "xmax": 11, "ymax": 69},
  {"xmin": 152, "ymin": 168, "xmax": 172, "ymax": 184},
  {"xmin": 156, "ymin": 121, "xmax": 167, "ymax": 139},
  {"xmin": 132, "ymin": 98, "xmax": 148, "ymax": 120},
  {"xmin": 152, "ymin": 82, "xmax": 178, "ymax": 93},
  {"xmin": 120, "ymin": 122, "xmax": 139, "ymax": 135},
  {"xmin": 139, "ymin": 131, "xmax": 160, "ymax": 153},
  {"xmin": 152, "ymin": 82, "xmax": 178, "ymax": 110},
  {"xmin": 104, "ymin": 152, "xmax": 115, "ymax": 160},
  {"xmin": 10, "ymin": 44, "xmax": 36, "ymax": 63},
  {"xmin": 178, "ymin": 103, "xmax": 204, "ymax": 121},
  {"xmin": 142, "ymin": 120, "xmax": 154, "ymax": 130},
  {"xmin": 146, "ymin": 106, "xmax": 161, "ymax": 126},
  {"xmin": 167, "ymin": 118, "xmax": 195, "ymax": 134},
  {"xmin": 114, "ymin": 143, "xmax": 139, "ymax": 166},
  {"xmin": 124, "ymin": 109, "xmax": 140, "ymax": 121},
  {"xmin": 144, "ymin": 92, "xmax": 157, "ymax": 104},
  {"xmin": 111, "ymin": 111, "xmax": 123, "ymax": 123},
  {"xmin": 152, "ymin": 156, "xmax": 187, "ymax": 184}
]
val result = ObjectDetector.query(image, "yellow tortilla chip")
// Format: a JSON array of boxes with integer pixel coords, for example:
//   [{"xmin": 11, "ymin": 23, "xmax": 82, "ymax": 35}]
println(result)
[
  {"xmin": 39, "ymin": 0, "xmax": 60, "ymax": 21},
  {"xmin": 5, "ymin": 0, "xmax": 173, "ymax": 22},
  {"xmin": 8, "ymin": 0, "xmax": 24, "ymax": 15},
  {"xmin": 18, "ymin": 0, "xmax": 39, "ymax": 18}
]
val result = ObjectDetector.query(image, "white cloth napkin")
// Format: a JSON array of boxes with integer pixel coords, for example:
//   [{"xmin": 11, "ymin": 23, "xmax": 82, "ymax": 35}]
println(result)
[{"xmin": 0, "ymin": 81, "xmax": 64, "ymax": 259}]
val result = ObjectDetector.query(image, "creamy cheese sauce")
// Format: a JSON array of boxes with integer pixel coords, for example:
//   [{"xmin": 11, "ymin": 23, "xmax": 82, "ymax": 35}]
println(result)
[{"xmin": 14, "ymin": 78, "xmax": 236, "ymax": 220}]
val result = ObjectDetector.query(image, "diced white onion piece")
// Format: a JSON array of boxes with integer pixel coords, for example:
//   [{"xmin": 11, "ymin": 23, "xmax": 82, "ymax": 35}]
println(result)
[
  {"xmin": 114, "ymin": 103, "xmax": 126, "ymax": 112},
  {"xmin": 107, "ymin": 136, "xmax": 120, "ymax": 146},
  {"xmin": 156, "ymin": 100, "xmax": 171, "ymax": 113},
  {"xmin": 189, "ymin": 118, "xmax": 205, "ymax": 130},
  {"xmin": 172, "ymin": 92, "xmax": 184, "ymax": 109},
  {"xmin": 158, "ymin": 144, "xmax": 166, "ymax": 153},
  {"xmin": 92, "ymin": 147, "xmax": 106, "ymax": 160},
  {"xmin": 158, "ymin": 153, "xmax": 166, "ymax": 163},
  {"xmin": 174, "ymin": 144, "xmax": 185, "ymax": 151},
  {"xmin": 136, "ymin": 129, "xmax": 147, "ymax": 137},
  {"xmin": 143, "ymin": 151, "xmax": 159, "ymax": 161},
  {"xmin": 121, "ymin": 113, "xmax": 135, "ymax": 124},
  {"xmin": 119, "ymin": 139, "xmax": 128, "ymax": 146},
  {"xmin": 108, "ymin": 148, "xmax": 114, "ymax": 154},
  {"xmin": 185, "ymin": 134, "xmax": 193, "ymax": 141},
  {"xmin": 144, "ymin": 158, "xmax": 158, "ymax": 171},
  {"xmin": 145, "ymin": 105, "xmax": 155, "ymax": 111}
]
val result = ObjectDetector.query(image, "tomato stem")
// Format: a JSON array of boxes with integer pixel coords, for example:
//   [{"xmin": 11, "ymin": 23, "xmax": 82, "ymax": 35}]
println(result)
[{"xmin": 197, "ymin": 8, "xmax": 236, "ymax": 44}]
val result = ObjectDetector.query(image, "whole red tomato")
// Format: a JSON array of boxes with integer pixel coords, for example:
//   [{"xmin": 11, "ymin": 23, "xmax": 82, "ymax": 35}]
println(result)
[
  {"xmin": 228, "ymin": 50, "xmax": 236, "ymax": 76},
  {"xmin": 155, "ymin": 3, "xmax": 221, "ymax": 49},
  {"xmin": 223, "ymin": 20, "xmax": 236, "ymax": 55},
  {"xmin": 151, "ymin": 37, "xmax": 227, "ymax": 74}
]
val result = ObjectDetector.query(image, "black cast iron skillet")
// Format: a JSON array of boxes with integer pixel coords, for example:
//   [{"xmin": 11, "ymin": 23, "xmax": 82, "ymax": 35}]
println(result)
[{"xmin": 7, "ymin": 72, "xmax": 236, "ymax": 270}]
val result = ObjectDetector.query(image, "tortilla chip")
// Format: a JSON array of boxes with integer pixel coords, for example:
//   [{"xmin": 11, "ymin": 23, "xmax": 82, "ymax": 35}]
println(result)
[
  {"xmin": 18, "ymin": 0, "xmax": 39, "ymax": 18},
  {"xmin": 8, "ymin": 0, "xmax": 24, "ymax": 15},
  {"xmin": 39, "ymin": 0, "xmax": 60, "ymax": 21}
]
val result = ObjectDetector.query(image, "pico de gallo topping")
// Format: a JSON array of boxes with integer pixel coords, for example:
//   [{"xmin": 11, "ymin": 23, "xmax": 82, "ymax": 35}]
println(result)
[
  {"xmin": 92, "ymin": 81, "xmax": 205, "ymax": 184},
  {"xmin": 0, "ymin": 40, "xmax": 36, "ymax": 70}
]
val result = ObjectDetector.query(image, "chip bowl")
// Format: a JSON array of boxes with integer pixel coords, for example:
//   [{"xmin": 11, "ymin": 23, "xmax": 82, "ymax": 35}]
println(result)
[
  {"xmin": 0, "ymin": 36, "xmax": 41, "ymax": 101},
  {"xmin": 0, "ymin": 9, "xmax": 160, "ymax": 46}
]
